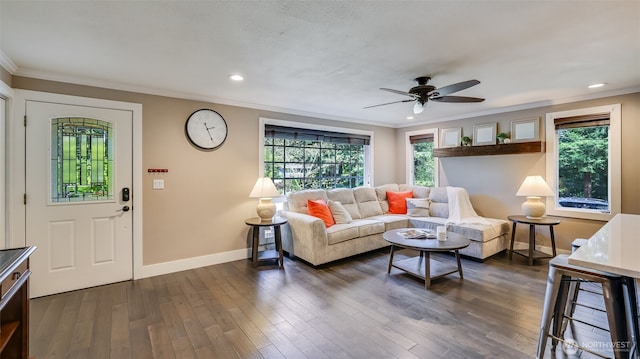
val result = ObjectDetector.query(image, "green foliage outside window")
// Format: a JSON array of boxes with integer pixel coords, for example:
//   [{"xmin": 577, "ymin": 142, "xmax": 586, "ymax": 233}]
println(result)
[
  {"xmin": 264, "ymin": 137, "xmax": 365, "ymax": 194},
  {"xmin": 557, "ymin": 125, "xmax": 608, "ymax": 202},
  {"xmin": 413, "ymin": 141, "xmax": 435, "ymax": 187}
]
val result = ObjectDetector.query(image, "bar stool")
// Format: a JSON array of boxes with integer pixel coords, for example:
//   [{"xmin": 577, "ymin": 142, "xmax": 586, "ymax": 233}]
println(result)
[
  {"xmin": 562, "ymin": 239, "xmax": 603, "ymax": 335},
  {"xmin": 537, "ymin": 255, "xmax": 639, "ymax": 359}
]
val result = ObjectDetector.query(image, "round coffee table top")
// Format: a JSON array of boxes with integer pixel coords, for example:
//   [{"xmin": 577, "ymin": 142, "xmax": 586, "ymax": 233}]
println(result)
[{"xmin": 383, "ymin": 228, "xmax": 471, "ymax": 251}]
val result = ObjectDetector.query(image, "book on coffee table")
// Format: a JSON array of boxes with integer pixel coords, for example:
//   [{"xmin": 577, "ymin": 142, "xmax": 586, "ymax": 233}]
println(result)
[{"xmin": 400, "ymin": 229, "xmax": 436, "ymax": 239}]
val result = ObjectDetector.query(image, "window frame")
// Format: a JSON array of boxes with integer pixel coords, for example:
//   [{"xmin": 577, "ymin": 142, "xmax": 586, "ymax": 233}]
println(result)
[
  {"xmin": 259, "ymin": 118, "xmax": 374, "ymax": 191},
  {"xmin": 545, "ymin": 104, "xmax": 621, "ymax": 221},
  {"xmin": 405, "ymin": 128, "xmax": 439, "ymax": 186}
]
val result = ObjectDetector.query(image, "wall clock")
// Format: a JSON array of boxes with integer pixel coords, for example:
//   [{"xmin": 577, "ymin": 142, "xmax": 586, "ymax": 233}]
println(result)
[{"xmin": 185, "ymin": 109, "xmax": 228, "ymax": 150}]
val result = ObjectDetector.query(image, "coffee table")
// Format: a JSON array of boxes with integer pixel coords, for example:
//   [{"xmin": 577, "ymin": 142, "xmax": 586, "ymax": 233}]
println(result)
[{"xmin": 383, "ymin": 228, "xmax": 471, "ymax": 289}]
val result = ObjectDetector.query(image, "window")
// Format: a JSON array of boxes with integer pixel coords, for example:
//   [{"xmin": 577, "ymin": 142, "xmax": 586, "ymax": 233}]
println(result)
[
  {"xmin": 261, "ymin": 120, "xmax": 372, "ymax": 194},
  {"xmin": 51, "ymin": 117, "xmax": 113, "ymax": 202},
  {"xmin": 545, "ymin": 104, "xmax": 621, "ymax": 220},
  {"xmin": 405, "ymin": 129, "xmax": 438, "ymax": 186}
]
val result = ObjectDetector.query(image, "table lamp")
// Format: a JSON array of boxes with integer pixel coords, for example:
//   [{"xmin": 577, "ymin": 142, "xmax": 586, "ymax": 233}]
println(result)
[
  {"xmin": 516, "ymin": 176, "xmax": 554, "ymax": 219},
  {"xmin": 249, "ymin": 177, "xmax": 281, "ymax": 221}
]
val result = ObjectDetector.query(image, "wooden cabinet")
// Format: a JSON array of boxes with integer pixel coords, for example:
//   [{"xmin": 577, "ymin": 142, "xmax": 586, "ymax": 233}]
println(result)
[{"xmin": 0, "ymin": 247, "xmax": 35, "ymax": 359}]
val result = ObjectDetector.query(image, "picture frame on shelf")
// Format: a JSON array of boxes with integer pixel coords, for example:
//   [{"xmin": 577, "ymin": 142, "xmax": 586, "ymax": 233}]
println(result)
[
  {"xmin": 511, "ymin": 118, "xmax": 540, "ymax": 142},
  {"xmin": 439, "ymin": 127, "xmax": 461, "ymax": 148},
  {"xmin": 472, "ymin": 123, "xmax": 497, "ymax": 146}
]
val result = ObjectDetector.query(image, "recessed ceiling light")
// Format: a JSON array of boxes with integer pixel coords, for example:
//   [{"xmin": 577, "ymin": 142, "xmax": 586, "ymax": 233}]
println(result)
[
  {"xmin": 406, "ymin": 116, "xmax": 414, "ymax": 120},
  {"xmin": 588, "ymin": 83, "xmax": 606, "ymax": 89},
  {"xmin": 229, "ymin": 74, "xmax": 244, "ymax": 81}
]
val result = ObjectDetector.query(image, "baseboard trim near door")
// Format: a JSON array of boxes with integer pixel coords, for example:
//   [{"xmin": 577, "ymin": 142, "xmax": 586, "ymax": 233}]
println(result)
[{"xmin": 138, "ymin": 248, "xmax": 249, "ymax": 279}]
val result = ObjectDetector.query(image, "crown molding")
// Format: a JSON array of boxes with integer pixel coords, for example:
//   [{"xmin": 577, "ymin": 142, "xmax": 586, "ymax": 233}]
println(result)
[{"xmin": 0, "ymin": 51, "xmax": 17, "ymax": 74}]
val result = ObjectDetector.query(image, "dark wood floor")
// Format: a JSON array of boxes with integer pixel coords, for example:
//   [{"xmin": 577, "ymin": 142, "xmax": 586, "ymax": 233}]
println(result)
[{"xmin": 30, "ymin": 249, "xmax": 618, "ymax": 359}]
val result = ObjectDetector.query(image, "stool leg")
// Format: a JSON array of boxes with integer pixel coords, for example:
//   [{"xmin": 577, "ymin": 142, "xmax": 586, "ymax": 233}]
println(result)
[
  {"xmin": 537, "ymin": 265, "xmax": 563, "ymax": 358},
  {"xmin": 602, "ymin": 279, "xmax": 631, "ymax": 359},
  {"xmin": 622, "ymin": 277, "xmax": 639, "ymax": 358},
  {"xmin": 552, "ymin": 275, "xmax": 572, "ymax": 348},
  {"xmin": 561, "ymin": 279, "xmax": 581, "ymax": 336}
]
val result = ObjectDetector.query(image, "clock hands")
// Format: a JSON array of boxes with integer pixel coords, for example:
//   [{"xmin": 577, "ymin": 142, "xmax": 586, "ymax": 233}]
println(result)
[{"xmin": 203, "ymin": 122, "xmax": 216, "ymax": 143}]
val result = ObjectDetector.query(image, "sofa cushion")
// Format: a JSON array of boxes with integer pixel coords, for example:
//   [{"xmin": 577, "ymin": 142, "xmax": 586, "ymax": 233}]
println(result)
[
  {"xmin": 287, "ymin": 189, "xmax": 329, "ymax": 214},
  {"xmin": 353, "ymin": 219, "xmax": 386, "ymax": 237},
  {"xmin": 399, "ymin": 184, "xmax": 431, "ymax": 198},
  {"xmin": 429, "ymin": 187, "xmax": 448, "ymax": 203},
  {"xmin": 326, "ymin": 223, "xmax": 360, "ymax": 245},
  {"xmin": 375, "ymin": 184, "xmax": 399, "ymax": 213},
  {"xmin": 409, "ymin": 217, "xmax": 509, "ymax": 243},
  {"xmin": 307, "ymin": 200, "xmax": 335, "ymax": 227},
  {"xmin": 387, "ymin": 191, "xmax": 413, "ymax": 214},
  {"xmin": 449, "ymin": 221, "xmax": 509, "ymax": 243},
  {"xmin": 428, "ymin": 187, "xmax": 449, "ymax": 218},
  {"xmin": 327, "ymin": 188, "xmax": 362, "ymax": 219},
  {"xmin": 368, "ymin": 214, "xmax": 410, "ymax": 231},
  {"xmin": 328, "ymin": 200, "xmax": 353, "ymax": 224},
  {"xmin": 406, "ymin": 198, "xmax": 430, "ymax": 217},
  {"xmin": 430, "ymin": 203, "xmax": 450, "ymax": 218},
  {"xmin": 353, "ymin": 187, "xmax": 383, "ymax": 217}
]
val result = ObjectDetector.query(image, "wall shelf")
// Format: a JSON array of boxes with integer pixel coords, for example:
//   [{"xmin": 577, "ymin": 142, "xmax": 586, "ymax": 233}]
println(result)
[{"xmin": 433, "ymin": 141, "xmax": 544, "ymax": 158}]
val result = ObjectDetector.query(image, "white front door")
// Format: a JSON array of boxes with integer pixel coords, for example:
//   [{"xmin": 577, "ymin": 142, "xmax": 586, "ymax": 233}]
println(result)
[{"xmin": 26, "ymin": 100, "xmax": 133, "ymax": 297}]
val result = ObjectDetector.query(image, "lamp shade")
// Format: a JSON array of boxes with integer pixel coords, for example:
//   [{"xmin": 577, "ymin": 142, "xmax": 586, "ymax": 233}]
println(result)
[
  {"xmin": 249, "ymin": 177, "xmax": 280, "ymax": 198},
  {"xmin": 516, "ymin": 176, "xmax": 554, "ymax": 219},
  {"xmin": 516, "ymin": 176, "xmax": 554, "ymax": 197}
]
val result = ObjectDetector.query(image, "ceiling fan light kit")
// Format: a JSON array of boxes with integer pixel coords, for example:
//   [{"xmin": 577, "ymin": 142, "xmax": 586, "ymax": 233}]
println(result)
[{"xmin": 364, "ymin": 76, "xmax": 485, "ymax": 113}]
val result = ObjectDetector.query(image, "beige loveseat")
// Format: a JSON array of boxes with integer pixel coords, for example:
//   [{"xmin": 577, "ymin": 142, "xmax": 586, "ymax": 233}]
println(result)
[{"xmin": 280, "ymin": 184, "xmax": 510, "ymax": 266}]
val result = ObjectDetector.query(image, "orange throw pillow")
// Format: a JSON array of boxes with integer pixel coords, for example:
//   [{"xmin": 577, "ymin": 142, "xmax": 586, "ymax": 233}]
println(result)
[
  {"xmin": 307, "ymin": 199, "xmax": 335, "ymax": 227},
  {"xmin": 386, "ymin": 191, "xmax": 413, "ymax": 214}
]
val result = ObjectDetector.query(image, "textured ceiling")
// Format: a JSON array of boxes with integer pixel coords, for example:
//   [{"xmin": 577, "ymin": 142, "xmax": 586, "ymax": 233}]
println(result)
[{"xmin": 1, "ymin": 1, "xmax": 639, "ymax": 127}]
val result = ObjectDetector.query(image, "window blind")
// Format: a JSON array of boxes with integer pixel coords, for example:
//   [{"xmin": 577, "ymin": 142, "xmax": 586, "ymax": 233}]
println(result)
[
  {"xmin": 409, "ymin": 133, "xmax": 434, "ymax": 144},
  {"xmin": 265, "ymin": 125, "xmax": 370, "ymax": 145},
  {"xmin": 554, "ymin": 113, "xmax": 610, "ymax": 130}
]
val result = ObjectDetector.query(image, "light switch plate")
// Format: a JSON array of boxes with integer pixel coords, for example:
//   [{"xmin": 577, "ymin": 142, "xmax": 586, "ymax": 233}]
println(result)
[{"xmin": 153, "ymin": 179, "xmax": 164, "ymax": 190}]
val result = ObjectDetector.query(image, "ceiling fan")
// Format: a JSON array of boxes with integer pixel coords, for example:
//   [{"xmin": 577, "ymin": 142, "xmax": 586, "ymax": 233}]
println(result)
[{"xmin": 364, "ymin": 76, "xmax": 485, "ymax": 114}]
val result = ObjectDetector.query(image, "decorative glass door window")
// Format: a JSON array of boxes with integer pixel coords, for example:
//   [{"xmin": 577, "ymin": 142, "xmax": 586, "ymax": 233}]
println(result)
[{"xmin": 51, "ymin": 117, "xmax": 113, "ymax": 202}]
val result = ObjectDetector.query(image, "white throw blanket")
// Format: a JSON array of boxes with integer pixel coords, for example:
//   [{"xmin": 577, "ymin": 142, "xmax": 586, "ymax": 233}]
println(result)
[{"xmin": 446, "ymin": 187, "xmax": 500, "ymax": 237}]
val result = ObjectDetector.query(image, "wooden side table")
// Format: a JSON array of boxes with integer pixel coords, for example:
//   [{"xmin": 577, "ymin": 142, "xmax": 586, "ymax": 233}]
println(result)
[
  {"xmin": 508, "ymin": 215, "xmax": 560, "ymax": 265},
  {"xmin": 245, "ymin": 217, "xmax": 287, "ymax": 267}
]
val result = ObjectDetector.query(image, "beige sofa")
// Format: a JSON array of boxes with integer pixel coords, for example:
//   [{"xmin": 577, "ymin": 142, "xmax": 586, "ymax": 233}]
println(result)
[{"xmin": 280, "ymin": 184, "xmax": 510, "ymax": 266}]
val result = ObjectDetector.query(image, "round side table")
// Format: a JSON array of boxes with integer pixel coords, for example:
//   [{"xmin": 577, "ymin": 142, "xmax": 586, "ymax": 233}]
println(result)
[
  {"xmin": 245, "ymin": 217, "xmax": 287, "ymax": 267},
  {"xmin": 508, "ymin": 215, "xmax": 560, "ymax": 265}
]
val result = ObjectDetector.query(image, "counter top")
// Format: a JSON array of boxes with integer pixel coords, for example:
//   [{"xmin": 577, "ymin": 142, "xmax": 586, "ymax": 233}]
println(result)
[{"xmin": 568, "ymin": 213, "xmax": 640, "ymax": 278}]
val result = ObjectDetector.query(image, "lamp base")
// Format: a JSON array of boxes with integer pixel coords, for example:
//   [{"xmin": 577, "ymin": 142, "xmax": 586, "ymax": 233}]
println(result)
[
  {"xmin": 256, "ymin": 198, "xmax": 276, "ymax": 222},
  {"xmin": 522, "ymin": 196, "xmax": 546, "ymax": 219}
]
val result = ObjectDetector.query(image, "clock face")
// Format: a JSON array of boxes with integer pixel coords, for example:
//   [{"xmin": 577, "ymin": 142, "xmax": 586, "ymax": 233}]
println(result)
[{"xmin": 185, "ymin": 109, "xmax": 228, "ymax": 150}]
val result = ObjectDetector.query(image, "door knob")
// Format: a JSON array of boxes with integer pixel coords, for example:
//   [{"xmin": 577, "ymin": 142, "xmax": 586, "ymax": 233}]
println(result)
[{"xmin": 117, "ymin": 206, "xmax": 130, "ymax": 212}]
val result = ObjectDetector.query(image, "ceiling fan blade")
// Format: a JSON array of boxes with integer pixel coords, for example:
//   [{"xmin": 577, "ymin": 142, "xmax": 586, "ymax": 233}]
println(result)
[
  {"xmin": 429, "ymin": 79, "xmax": 480, "ymax": 97},
  {"xmin": 363, "ymin": 99, "xmax": 414, "ymax": 109},
  {"xmin": 430, "ymin": 96, "xmax": 485, "ymax": 103},
  {"xmin": 380, "ymin": 88, "xmax": 419, "ymax": 98}
]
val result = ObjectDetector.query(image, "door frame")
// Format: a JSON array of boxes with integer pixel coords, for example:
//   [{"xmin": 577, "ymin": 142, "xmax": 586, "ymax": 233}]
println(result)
[
  {"xmin": 9, "ymin": 90, "xmax": 143, "ymax": 280},
  {"xmin": 0, "ymin": 80, "xmax": 13, "ymax": 249}
]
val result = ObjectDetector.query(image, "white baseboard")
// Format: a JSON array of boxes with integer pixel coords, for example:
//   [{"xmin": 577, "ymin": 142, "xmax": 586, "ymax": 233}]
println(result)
[
  {"xmin": 137, "ymin": 248, "xmax": 249, "ymax": 279},
  {"xmin": 512, "ymin": 242, "xmax": 570, "ymax": 255}
]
